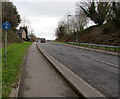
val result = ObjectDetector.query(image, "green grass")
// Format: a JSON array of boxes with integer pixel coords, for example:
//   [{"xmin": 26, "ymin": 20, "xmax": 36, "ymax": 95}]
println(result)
[{"xmin": 2, "ymin": 42, "xmax": 32, "ymax": 98}]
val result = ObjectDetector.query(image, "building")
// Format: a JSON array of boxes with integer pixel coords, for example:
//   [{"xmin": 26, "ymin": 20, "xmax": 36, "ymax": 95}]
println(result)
[
  {"xmin": 17, "ymin": 29, "xmax": 27, "ymax": 40},
  {"xmin": 29, "ymin": 34, "xmax": 36, "ymax": 42}
]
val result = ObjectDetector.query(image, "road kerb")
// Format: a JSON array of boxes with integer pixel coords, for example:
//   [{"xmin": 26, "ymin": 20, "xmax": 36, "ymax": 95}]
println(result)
[
  {"xmin": 9, "ymin": 69, "xmax": 22, "ymax": 98},
  {"xmin": 36, "ymin": 43, "xmax": 106, "ymax": 98}
]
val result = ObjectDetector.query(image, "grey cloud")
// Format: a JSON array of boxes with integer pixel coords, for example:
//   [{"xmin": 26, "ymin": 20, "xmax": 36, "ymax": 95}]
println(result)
[
  {"xmin": 14, "ymin": 2, "xmax": 76, "ymax": 17},
  {"xmin": 13, "ymin": 1, "xmax": 77, "ymax": 40}
]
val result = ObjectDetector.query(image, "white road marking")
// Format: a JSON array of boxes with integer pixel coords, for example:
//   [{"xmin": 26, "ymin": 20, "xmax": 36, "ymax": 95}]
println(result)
[
  {"xmin": 82, "ymin": 55, "xmax": 119, "ymax": 68},
  {"xmin": 54, "ymin": 42, "xmax": 119, "ymax": 68}
]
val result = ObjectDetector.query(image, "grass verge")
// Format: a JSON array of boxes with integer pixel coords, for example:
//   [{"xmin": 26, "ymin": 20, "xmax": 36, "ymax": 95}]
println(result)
[{"xmin": 2, "ymin": 42, "xmax": 32, "ymax": 98}]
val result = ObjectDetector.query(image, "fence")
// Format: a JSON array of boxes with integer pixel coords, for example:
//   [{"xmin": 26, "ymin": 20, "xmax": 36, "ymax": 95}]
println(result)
[{"xmin": 67, "ymin": 42, "xmax": 120, "ymax": 51}]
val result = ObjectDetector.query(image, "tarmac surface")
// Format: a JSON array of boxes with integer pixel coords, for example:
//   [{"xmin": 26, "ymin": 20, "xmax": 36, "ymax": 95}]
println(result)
[
  {"xmin": 38, "ymin": 42, "xmax": 119, "ymax": 97},
  {"xmin": 18, "ymin": 43, "xmax": 78, "ymax": 97}
]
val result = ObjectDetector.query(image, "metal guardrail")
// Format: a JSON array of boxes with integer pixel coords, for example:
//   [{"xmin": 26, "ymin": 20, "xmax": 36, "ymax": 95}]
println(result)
[{"xmin": 67, "ymin": 42, "xmax": 120, "ymax": 51}]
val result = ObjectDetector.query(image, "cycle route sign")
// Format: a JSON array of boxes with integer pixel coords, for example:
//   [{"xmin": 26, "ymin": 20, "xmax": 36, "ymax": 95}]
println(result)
[{"xmin": 2, "ymin": 21, "xmax": 11, "ymax": 31}]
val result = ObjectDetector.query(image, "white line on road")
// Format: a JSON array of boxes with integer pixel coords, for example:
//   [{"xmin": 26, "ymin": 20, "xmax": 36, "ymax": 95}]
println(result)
[{"xmin": 82, "ymin": 55, "xmax": 119, "ymax": 68}]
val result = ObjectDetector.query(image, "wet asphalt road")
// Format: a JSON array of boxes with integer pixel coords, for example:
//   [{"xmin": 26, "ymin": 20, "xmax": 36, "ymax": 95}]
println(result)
[{"xmin": 38, "ymin": 42, "xmax": 119, "ymax": 97}]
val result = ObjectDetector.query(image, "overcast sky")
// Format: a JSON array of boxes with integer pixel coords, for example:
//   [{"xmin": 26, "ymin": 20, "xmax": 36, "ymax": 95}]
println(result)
[{"xmin": 11, "ymin": 0, "xmax": 81, "ymax": 40}]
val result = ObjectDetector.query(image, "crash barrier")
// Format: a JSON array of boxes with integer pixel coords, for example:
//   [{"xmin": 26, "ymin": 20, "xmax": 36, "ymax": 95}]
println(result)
[{"xmin": 67, "ymin": 42, "xmax": 120, "ymax": 51}]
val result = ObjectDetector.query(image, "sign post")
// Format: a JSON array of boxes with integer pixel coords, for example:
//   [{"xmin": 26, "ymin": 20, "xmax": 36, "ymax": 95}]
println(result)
[{"xmin": 2, "ymin": 21, "xmax": 11, "ymax": 67}]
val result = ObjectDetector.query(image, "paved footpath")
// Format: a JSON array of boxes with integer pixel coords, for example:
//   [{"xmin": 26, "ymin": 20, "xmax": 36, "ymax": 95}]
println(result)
[{"xmin": 18, "ymin": 43, "xmax": 78, "ymax": 97}]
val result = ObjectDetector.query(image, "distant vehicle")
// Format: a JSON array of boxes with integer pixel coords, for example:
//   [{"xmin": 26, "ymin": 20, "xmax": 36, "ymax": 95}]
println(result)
[
  {"xmin": 47, "ymin": 40, "xmax": 52, "ymax": 42},
  {"xmin": 41, "ymin": 38, "xmax": 46, "ymax": 43},
  {"xmin": 36, "ymin": 40, "xmax": 39, "ymax": 42}
]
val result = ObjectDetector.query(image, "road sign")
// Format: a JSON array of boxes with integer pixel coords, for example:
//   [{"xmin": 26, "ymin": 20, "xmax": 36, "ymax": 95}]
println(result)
[
  {"xmin": 2, "ymin": 21, "xmax": 11, "ymax": 67},
  {"xmin": 2, "ymin": 21, "xmax": 11, "ymax": 31}
]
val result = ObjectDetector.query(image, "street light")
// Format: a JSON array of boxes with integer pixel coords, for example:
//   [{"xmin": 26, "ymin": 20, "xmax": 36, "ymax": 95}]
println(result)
[
  {"xmin": 67, "ymin": 14, "xmax": 78, "ymax": 43},
  {"xmin": 67, "ymin": 14, "xmax": 72, "ymax": 34}
]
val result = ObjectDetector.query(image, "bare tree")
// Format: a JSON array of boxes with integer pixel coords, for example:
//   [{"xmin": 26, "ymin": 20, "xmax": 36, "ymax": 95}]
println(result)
[
  {"xmin": 79, "ymin": 0, "xmax": 111, "ymax": 26},
  {"xmin": 75, "ymin": 3, "xmax": 88, "ymax": 31},
  {"xmin": 55, "ymin": 21, "xmax": 67, "ymax": 39},
  {"xmin": 111, "ymin": 1, "xmax": 120, "ymax": 27}
]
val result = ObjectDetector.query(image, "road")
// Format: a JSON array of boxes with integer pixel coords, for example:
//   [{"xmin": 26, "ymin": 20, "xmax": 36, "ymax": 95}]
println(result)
[
  {"xmin": 18, "ymin": 43, "xmax": 78, "ymax": 97},
  {"xmin": 38, "ymin": 42, "xmax": 119, "ymax": 97}
]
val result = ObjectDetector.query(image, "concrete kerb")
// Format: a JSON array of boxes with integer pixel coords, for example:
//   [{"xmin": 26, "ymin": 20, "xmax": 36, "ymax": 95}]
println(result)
[
  {"xmin": 9, "ymin": 66, "xmax": 22, "ymax": 98},
  {"xmin": 36, "ymin": 43, "xmax": 106, "ymax": 98}
]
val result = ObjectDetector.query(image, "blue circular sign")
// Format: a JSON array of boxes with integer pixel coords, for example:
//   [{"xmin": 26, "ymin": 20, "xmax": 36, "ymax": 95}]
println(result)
[{"xmin": 2, "ymin": 22, "xmax": 11, "ymax": 31}]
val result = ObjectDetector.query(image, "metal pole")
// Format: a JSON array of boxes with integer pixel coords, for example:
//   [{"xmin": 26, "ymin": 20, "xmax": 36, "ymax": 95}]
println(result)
[
  {"xmin": 4, "ymin": 30, "xmax": 7, "ymax": 67},
  {"xmin": 76, "ymin": 32, "xmax": 77, "ymax": 43},
  {"xmin": 67, "ymin": 15, "xmax": 71, "ymax": 34},
  {"xmin": 67, "ymin": 15, "xmax": 69, "ymax": 34},
  {"xmin": 75, "ymin": 15, "xmax": 78, "ymax": 43}
]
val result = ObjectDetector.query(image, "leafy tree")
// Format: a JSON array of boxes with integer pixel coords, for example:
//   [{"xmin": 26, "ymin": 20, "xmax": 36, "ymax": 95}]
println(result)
[
  {"xmin": 2, "ymin": 2, "xmax": 21, "ymax": 43},
  {"xmin": 2, "ymin": 2, "xmax": 21, "ymax": 29}
]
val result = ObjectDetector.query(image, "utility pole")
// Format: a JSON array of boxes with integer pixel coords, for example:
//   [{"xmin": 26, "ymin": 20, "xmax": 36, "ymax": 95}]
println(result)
[
  {"xmin": 0, "ymin": 0, "xmax": 2, "ymax": 99},
  {"xmin": 2, "ymin": 1, "xmax": 6, "ymax": 67},
  {"xmin": 67, "ymin": 14, "xmax": 71, "ymax": 34}
]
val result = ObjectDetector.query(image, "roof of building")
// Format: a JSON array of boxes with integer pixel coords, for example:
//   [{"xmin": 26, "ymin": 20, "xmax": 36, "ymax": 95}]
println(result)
[{"xmin": 17, "ymin": 29, "xmax": 24, "ymax": 34}]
